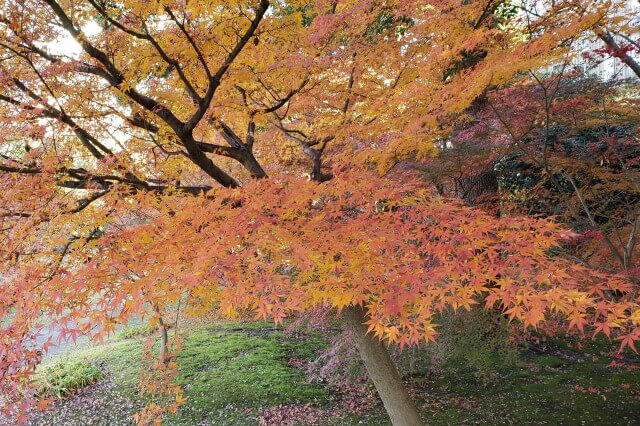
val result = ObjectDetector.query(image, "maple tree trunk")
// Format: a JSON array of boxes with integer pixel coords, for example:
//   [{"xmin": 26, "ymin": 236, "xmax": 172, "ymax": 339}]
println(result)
[{"xmin": 343, "ymin": 306, "xmax": 424, "ymax": 426}]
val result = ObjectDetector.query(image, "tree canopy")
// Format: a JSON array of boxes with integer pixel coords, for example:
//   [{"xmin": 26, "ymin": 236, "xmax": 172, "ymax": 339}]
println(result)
[{"xmin": 1, "ymin": 0, "xmax": 639, "ymax": 424}]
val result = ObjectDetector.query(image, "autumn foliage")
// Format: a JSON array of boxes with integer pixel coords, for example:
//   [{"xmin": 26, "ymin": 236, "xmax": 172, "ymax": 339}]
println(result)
[
  {"xmin": 1, "ymin": 0, "xmax": 640, "ymax": 423},
  {"xmin": 3, "ymin": 169, "xmax": 640, "ymax": 421}
]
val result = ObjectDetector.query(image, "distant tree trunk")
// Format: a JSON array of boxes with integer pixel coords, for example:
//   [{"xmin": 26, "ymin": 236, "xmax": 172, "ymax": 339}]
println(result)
[
  {"xmin": 343, "ymin": 305, "xmax": 424, "ymax": 426},
  {"xmin": 595, "ymin": 28, "xmax": 640, "ymax": 80}
]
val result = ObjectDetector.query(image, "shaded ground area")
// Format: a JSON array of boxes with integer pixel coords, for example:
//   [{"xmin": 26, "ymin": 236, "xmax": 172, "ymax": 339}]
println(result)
[
  {"xmin": 25, "ymin": 371, "xmax": 135, "ymax": 426},
  {"xmin": 13, "ymin": 323, "xmax": 640, "ymax": 425}
]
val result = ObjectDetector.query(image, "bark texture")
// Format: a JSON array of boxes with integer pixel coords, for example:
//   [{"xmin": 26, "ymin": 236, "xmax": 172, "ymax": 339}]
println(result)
[{"xmin": 344, "ymin": 305, "xmax": 424, "ymax": 426}]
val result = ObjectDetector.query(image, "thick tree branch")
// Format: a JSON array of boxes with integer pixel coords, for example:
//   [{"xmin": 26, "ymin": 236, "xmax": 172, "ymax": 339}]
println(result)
[
  {"xmin": 52, "ymin": 28, "xmax": 236, "ymax": 186},
  {"xmin": 68, "ymin": 190, "xmax": 110, "ymax": 214},
  {"xmin": 0, "ymin": 162, "xmax": 210, "ymax": 195},
  {"xmin": 0, "ymin": 163, "xmax": 40, "ymax": 174},
  {"xmin": 624, "ymin": 213, "xmax": 640, "ymax": 269},
  {"xmin": 25, "ymin": 0, "xmax": 261, "ymax": 187},
  {"xmin": 474, "ymin": 0, "xmax": 498, "ymax": 29},
  {"xmin": 126, "ymin": 113, "xmax": 160, "ymax": 133},
  {"xmin": 43, "ymin": 0, "xmax": 187, "ymax": 134},
  {"xmin": 87, "ymin": 0, "xmax": 202, "ymax": 103},
  {"xmin": 0, "ymin": 211, "xmax": 32, "ymax": 218},
  {"xmin": 246, "ymin": 121, "xmax": 256, "ymax": 150},
  {"xmin": 342, "ymin": 53, "xmax": 357, "ymax": 116},
  {"xmin": 196, "ymin": 142, "xmax": 244, "ymax": 161},
  {"xmin": 271, "ymin": 120, "xmax": 332, "ymax": 182}
]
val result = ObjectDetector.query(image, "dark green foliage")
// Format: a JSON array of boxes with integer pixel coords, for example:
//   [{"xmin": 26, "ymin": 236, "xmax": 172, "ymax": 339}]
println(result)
[
  {"xmin": 396, "ymin": 307, "xmax": 519, "ymax": 383},
  {"xmin": 36, "ymin": 359, "xmax": 105, "ymax": 398},
  {"xmin": 365, "ymin": 10, "xmax": 414, "ymax": 39},
  {"xmin": 277, "ymin": 3, "xmax": 316, "ymax": 27}
]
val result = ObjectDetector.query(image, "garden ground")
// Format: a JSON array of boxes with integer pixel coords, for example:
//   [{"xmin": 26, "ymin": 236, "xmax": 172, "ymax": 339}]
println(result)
[{"xmin": 15, "ymin": 322, "xmax": 640, "ymax": 425}]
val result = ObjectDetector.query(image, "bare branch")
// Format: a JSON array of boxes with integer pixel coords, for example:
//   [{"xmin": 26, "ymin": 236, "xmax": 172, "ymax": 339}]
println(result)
[
  {"xmin": 183, "ymin": 0, "xmax": 270, "ymax": 134},
  {"xmin": 566, "ymin": 174, "xmax": 626, "ymax": 267}
]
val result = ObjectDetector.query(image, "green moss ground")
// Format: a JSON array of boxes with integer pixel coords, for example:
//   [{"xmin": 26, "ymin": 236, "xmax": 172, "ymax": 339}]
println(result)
[
  {"xmin": 412, "ymin": 337, "xmax": 640, "ymax": 425},
  {"xmin": 170, "ymin": 326, "xmax": 328, "ymax": 425}
]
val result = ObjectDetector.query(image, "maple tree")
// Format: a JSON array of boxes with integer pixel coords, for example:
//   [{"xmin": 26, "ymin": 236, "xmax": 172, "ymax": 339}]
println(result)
[
  {"xmin": 493, "ymin": 75, "xmax": 639, "ymax": 270},
  {"xmin": 517, "ymin": 0, "xmax": 640, "ymax": 78},
  {"xmin": 1, "ymin": 1, "xmax": 639, "ymax": 425},
  {"xmin": 447, "ymin": 66, "xmax": 640, "ymax": 274}
]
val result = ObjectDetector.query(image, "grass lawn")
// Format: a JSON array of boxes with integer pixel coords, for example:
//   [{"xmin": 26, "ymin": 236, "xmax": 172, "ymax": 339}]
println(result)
[{"xmin": 21, "ymin": 322, "xmax": 640, "ymax": 425}]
